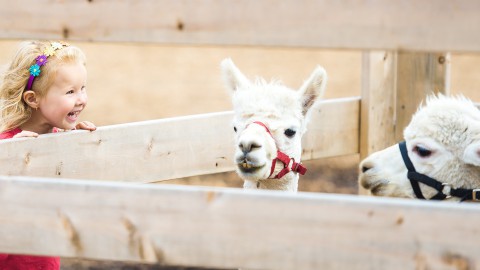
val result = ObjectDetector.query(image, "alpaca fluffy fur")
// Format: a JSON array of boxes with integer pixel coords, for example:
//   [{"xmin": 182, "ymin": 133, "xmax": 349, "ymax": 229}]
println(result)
[
  {"xmin": 221, "ymin": 58, "xmax": 327, "ymax": 192},
  {"xmin": 359, "ymin": 94, "xmax": 480, "ymax": 200}
]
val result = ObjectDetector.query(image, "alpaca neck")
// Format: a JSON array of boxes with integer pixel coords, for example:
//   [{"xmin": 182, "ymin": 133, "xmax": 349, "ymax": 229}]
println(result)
[{"xmin": 244, "ymin": 172, "xmax": 299, "ymax": 192}]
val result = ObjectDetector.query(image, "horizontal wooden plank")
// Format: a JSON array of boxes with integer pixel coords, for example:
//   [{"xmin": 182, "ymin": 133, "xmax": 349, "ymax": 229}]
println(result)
[
  {"xmin": 303, "ymin": 97, "xmax": 359, "ymax": 159},
  {"xmin": 0, "ymin": 0, "xmax": 480, "ymax": 52},
  {"xmin": 0, "ymin": 98, "xmax": 359, "ymax": 182},
  {"xmin": 0, "ymin": 176, "xmax": 479, "ymax": 269}
]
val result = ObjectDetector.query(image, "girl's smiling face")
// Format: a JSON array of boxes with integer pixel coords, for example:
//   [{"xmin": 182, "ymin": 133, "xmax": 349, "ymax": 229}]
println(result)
[{"xmin": 38, "ymin": 62, "xmax": 88, "ymax": 131}]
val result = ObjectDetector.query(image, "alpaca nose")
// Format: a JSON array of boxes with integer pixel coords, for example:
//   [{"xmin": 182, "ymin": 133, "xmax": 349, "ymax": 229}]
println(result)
[
  {"xmin": 238, "ymin": 141, "xmax": 262, "ymax": 154},
  {"xmin": 360, "ymin": 160, "xmax": 374, "ymax": 173}
]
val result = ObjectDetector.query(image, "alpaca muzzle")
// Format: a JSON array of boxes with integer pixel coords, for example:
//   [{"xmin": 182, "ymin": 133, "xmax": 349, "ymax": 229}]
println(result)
[{"xmin": 249, "ymin": 121, "xmax": 307, "ymax": 179}]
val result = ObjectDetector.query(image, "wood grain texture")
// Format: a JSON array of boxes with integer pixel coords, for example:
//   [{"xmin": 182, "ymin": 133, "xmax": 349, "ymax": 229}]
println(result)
[
  {"xmin": 359, "ymin": 52, "xmax": 450, "ymax": 194},
  {"xmin": 360, "ymin": 51, "xmax": 397, "ymax": 160},
  {"xmin": 360, "ymin": 52, "xmax": 450, "ymax": 158},
  {"xmin": 0, "ymin": 98, "xmax": 359, "ymax": 181},
  {"xmin": 0, "ymin": 176, "xmax": 478, "ymax": 270},
  {"xmin": 394, "ymin": 52, "xmax": 450, "ymax": 141},
  {"xmin": 1, "ymin": 0, "xmax": 480, "ymax": 52}
]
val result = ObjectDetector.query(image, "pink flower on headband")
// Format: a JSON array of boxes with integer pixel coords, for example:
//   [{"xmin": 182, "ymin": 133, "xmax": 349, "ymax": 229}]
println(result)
[{"xmin": 36, "ymin": 55, "xmax": 47, "ymax": 66}]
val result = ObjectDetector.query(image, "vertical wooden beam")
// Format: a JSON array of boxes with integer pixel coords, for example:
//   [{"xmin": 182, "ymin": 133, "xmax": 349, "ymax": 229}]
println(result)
[
  {"xmin": 360, "ymin": 51, "xmax": 450, "ymax": 194},
  {"xmin": 360, "ymin": 51, "xmax": 450, "ymax": 159},
  {"xmin": 394, "ymin": 52, "xmax": 450, "ymax": 141},
  {"xmin": 360, "ymin": 51, "xmax": 397, "ymax": 161}
]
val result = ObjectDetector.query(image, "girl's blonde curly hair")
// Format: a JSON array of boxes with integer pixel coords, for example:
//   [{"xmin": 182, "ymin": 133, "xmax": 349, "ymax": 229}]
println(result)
[{"xmin": 0, "ymin": 41, "xmax": 86, "ymax": 132}]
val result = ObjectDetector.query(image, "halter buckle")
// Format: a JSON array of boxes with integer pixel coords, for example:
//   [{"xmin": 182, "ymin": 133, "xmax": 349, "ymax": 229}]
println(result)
[
  {"xmin": 473, "ymin": 189, "xmax": 480, "ymax": 201},
  {"xmin": 441, "ymin": 183, "xmax": 452, "ymax": 199}
]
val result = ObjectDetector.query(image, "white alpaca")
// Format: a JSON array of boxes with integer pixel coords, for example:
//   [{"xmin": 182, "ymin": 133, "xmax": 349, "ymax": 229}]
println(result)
[
  {"xmin": 221, "ymin": 59, "xmax": 327, "ymax": 192},
  {"xmin": 359, "ymin": 95, "xmax": 480, "ymax": 201}
]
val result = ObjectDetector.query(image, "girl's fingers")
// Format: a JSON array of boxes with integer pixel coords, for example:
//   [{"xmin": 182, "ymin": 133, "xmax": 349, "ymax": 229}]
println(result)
[
  {"xmin": 13, "ymin": 131, "xmax": 39, "ymax": 138},
  {"xmin": 76, "ymin": 121, "xmax": 97, "ymax": 131}
]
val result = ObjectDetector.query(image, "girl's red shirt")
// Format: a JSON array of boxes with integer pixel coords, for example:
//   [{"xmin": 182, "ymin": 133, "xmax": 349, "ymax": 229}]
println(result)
[
  {"xmin": 0, "ymin": 127, "xmax": 61, "ymax": 270},
  {"xmin": 0, "ymin": 127, "xmax": 22, "ymax": 139}
]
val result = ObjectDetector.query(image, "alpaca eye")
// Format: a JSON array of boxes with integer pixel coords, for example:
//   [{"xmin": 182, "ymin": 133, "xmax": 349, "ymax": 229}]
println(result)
[
  {"xmin": 284, "ymin": 128, "xmax": 296, "ymax": 138},
  {"xmin": 413, "ymin": 145, "xmax": 432, "ymax": 158},
  {"xmin": 233, "ymin": 126, "xmax": 237, "ymax": 133}
]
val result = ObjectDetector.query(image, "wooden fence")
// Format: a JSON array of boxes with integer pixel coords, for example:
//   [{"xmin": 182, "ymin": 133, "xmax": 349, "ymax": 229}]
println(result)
[{"xmin": 1, "ymin": 1, "xmax": 479, "ymax": 269}]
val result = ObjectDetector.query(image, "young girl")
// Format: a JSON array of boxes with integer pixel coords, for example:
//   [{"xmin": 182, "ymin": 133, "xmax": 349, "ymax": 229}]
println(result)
[
  {"xmin": 0, "ymin": 40, "xmax": 96, "ymax": 138},
  {"xmin": 0, "ymin": 41, "xmax": 96, "ymax": 269}
]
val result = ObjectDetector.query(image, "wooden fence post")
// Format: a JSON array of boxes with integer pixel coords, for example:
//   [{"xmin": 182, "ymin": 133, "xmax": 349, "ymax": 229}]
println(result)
[
  {"xmin": 360, "ymin": 51, "xmax": 397, "ymax": 161},
  {"xmin": 360, "ymin": 51, "xmax": 450, "ymax": 193},
  {"xmin": 394, "ymin": 52, "xmax": 450, "ymax": 140}
]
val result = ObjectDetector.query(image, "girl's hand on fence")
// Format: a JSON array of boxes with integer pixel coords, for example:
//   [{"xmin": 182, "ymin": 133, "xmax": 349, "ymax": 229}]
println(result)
[
  {"xmin": 76, "ymin": 121, "xmax": 97, "ymax": 131},
  {"xmin": 13, "ymin": 130, "xmax": 39, "ymax": 138}
]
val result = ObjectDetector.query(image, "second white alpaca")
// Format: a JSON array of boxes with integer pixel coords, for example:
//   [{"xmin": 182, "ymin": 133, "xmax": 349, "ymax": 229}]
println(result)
[{"xmin": 359, "ymin": 95, "xmax": 480, "ymax": 201}]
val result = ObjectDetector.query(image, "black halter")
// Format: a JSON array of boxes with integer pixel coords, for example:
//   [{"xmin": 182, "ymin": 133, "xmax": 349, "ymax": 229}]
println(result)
[{"xmin": 399, "ymin": 141, "xmax": 480, "ymax": 201}]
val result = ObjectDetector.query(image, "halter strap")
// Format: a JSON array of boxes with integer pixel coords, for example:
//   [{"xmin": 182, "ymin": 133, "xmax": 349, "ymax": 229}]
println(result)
[
  {"xmin": 251, "ymin": 121, "xmax": 307, "ymax": 179},
  {"xmin": 399, "ymin": 141, "xmax": 425, "ymax": 199},
  {"xmin": 399, "ymin": 141, "xmax": 480, "ymax": 201}
]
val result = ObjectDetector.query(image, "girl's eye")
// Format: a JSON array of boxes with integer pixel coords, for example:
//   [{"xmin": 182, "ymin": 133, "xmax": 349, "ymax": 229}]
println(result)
[
  {"xmin": 66, "ymin": 90, "xmax": 74, "ymax": 94},
  {"xmin": 284, "ymin": 128, "xmax": 296, "ymax": 138},
  {"xmin": 233, "ymin": 126, "xmax": 237, "ymax": 133},
  {"xmin": 413, "ymin": 145, "xmax": 432, "ymax": 158}
]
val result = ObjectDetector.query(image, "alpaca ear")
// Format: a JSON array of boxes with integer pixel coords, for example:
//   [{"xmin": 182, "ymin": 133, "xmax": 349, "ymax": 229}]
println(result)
[
  {"xmin": 463, "ymin": 142, "xmax": 480, "ymax": 166},
  {"xmin": 298, "ymin": 66, "xmax": 327, "ymax": 116},
  {"xmin": 220, "ymin": 58, "xmax": 251, "ymax": 93}
]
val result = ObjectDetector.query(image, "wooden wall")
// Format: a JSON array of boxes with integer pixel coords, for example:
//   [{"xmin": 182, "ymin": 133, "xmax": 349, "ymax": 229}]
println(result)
[{"xmin": 1, "ymin": 0, "xmax": 479, "ymax": 52}]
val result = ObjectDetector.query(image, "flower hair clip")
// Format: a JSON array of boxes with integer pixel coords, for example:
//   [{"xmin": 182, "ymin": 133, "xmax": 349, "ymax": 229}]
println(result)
[{"xmin": 26, "ymin": 41, "xmax": 69, "ymax": 90}]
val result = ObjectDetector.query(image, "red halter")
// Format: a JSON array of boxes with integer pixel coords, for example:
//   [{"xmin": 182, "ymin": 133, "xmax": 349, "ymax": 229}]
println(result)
[{"xmin": 251, "ymin": 121, "xmax": 307, "ymax": 179}]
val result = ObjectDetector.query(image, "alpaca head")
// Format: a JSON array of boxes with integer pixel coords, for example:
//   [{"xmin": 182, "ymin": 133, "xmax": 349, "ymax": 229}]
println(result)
[
  {"xmin": 359, "ymin": 95, "xmax": 480, "ymax": 201},
  {"xmin": 221, "ymin": 58, "xmax": 327, "ymax": 191}
]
